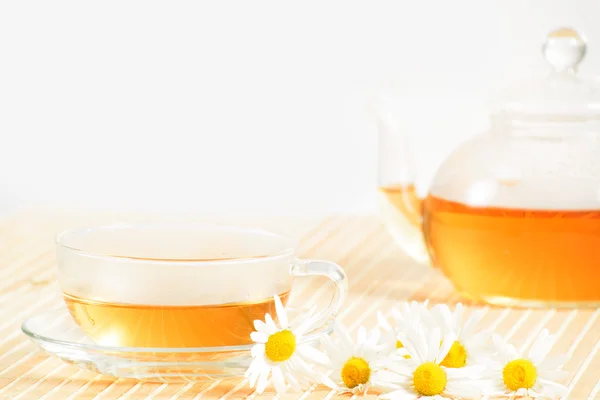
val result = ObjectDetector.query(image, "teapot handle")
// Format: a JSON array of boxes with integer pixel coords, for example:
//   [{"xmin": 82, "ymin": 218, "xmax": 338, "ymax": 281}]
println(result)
[{"xmin": 371, "ymin": 97, "xmax": 430, "ymax": 265}]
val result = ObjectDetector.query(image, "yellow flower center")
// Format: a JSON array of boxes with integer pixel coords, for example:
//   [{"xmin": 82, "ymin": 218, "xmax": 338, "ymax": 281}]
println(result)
[
  {"xmin": 503, "ymin": 359, "xmax": 537, "ymax": 391},
  {"xmin": 413, "ymin": 362, "xmax": 447, "ymax": 396},
  {"xmin": 341, "ymin": 357, "xmax": 371, "ymax": 388},
  {"xmin": 264, "ymin": 330, "xmax": 296, "ymax": 362},
  {"xmin": 440, "ymin": 340, "xmax": 467, "ymax": 368}
]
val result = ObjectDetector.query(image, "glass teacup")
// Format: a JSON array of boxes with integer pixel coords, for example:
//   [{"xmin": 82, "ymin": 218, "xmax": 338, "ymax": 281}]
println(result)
[{"xmin": 56, "ymin": 224, "xmax": 347, "ymax": 348}]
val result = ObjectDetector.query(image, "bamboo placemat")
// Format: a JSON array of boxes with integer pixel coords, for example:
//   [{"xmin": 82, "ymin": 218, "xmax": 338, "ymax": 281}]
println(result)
[{"xmin": 0, "ymin": 211, "xmax": 598, "ymax": 399}]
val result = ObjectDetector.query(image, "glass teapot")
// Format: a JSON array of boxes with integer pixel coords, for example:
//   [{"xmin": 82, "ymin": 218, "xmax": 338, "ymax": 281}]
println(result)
[{"xmin": 375, "ymin": 28, "xmax": 600, "ymax": 308}]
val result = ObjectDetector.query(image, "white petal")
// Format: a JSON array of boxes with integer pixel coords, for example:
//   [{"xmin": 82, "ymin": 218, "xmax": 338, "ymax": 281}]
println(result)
[
  {"xmin": 539, "ymin": 354, "xmax": 568, "ymax": 371},
  {"xmin": 378, "ymin": 311, "xmax": 393, "ymax": 332},
  {"xmin": 247, "ymin": 370, "xmax": 261, "ymax": 388},
  {"xmin": 324, "ymin": 342, "xmax": 347, "ymax": 369},
  {"xmin": 331, "ymin": 351, "xmax": 347, "ymax": 368},
  {"xmin": 372, "ymin": 369, "xmax": 411, "ymax": 387},
  {"xmin": 245, "ymin": 358, "xmax": 262, "ymax": 384},
  {"xmin": 492, "ymin": 334, "xmax": 522, "ymax": 364},
  {"xmin": 504, "ymin": 342, "xmax": 519, "ymax": 360},
  {"xmin": 320, "ymin": 334, "xmax": 335, "ymax": 354},
  {"xmin": 492, "ymin": 334, "xmax": 514, "ymax": 364},
  {"xmin": 540, "ymin": 369, "xmax": 569, "ymax": 381},
  {"xmin": 319, "ymin": 373, "xmax": 339, "ymax": 390},
  {"xmin": 492, "ymin": 333, "xmax": 506, "ymax": 351},
  {"xmin": 494, "ymin": 376, "xmax": 509, "ymax": 390},
  {"xmin": 375, "ymin": 381, "xmax": 405, "ymax": 392},
  {"xmin": 427, "ymin": 327, "xmax": 441, "ymax": 361},
  {"xmin": 387, "ymin": 360, "xmax": 415, "ymax": 377},
  {"xmin": 334, "ymin": 321, "xmax": 354, "ymax": 348},
  {"xmin": 529, "ymin": 329, "xmax": 554, "ymax": 364},
  {"xmin": 363, "ymin": 347, "xmax": 379, "ymax": 360},
  {"xmin": 433, "ymin": 304, "xmax": 453, "ymax": 329},
  {"xmin": 516, "ymin": 387, "xmax": 529, "ymax": 396},
  {"xmin": 379, "ymin": 388, "xmax": 417, "ymax": 400},
  {"xmin": 445, "ymin": 380, "xmax": 482, "ymax": 398},
  {"xmin": 415, "ymin": 327, "xmax": 430, "ymax": 362},
  {"xmin": 379, "ymin": 332, "xmax": 394, "ymax": 348},
  {"xmin": 538, "ymin": 378, "xmax": 568, "ymax": 397},
  {"xmin": 367, "ymin": 327, "xmax": 381, "ymax": 348},
  {"xmin": 298, "ymin": 345, "xmax": 329, "ymax": 365},
  {"xmin": 397, "ymin": 331, "xmax": 420, "ymax": 364},
  {"xmin": 271, "ymin": 366, "xmax": 287, "ymax": 394},
  {"xmin": 273, "ymin": 294, "xmax": 288, "ymax": 329},
  {"xmin": 265, "ymin": 313, "xmax": 278, "ymax": 333},
  {"xmin": 250, "ymin": 343, "xmax": 265, "ymax": 358},
  {"xmin": 253, "ymin": 319, "xmax": 267, "ymax": 333},
  {"xmin": 418, "ymin": 305, "xmax": 435, "ymax": 328},
  {"xmin": 286, "ymin": 372, "xmax": 301, "ymax": 391},
  {"xmin": 246, "ymin": 367, "xmax": 259, "ymax": 387},
  {"xmin": 338, "ymin": 341, "xmax": 353, "ymax": 362},
  {"xmin": 256, "ymin": 369, "xmax": 270, "ymax": 394},
  {"xmin": 250, "ymin": 331, "xmax": 268, "ymax": 344},
  {"xmin": 391, "ymin": 307, "xmax": 406, "ymax": 326},
  {"xmin": 371, "ymin": 369, "xmax": 398, "ymax": 382},
  {"xmin": 483, "ymin": 379, "xmax": 510, "ymax": 397},
  {"xmin": 404, "ymin": 327, "xmax": 427, "ymax": 363},
  {"xmin": 475, "ymin": 378, "xmax": 502, "ymax": 396},
  {"xmin": 288, "ymin": 356, "xmax": 314, "ymax": 377},
  {"xmin": 436, "ymin": 331, "xmax": 456, "ymax": 363},
  {"xmin": 445, "ymin": 364, "xmax": 485, "ymax": 379},
  {"xmin": 484, "ymin": 358, "xmax": 504, "ymax": 372},
  {"xmin": 453, "ymin": 303, "xmax": 464, "ymax": 333},
  {"xmin": 357, "ymin": 326, "xmax": 367, "ymax": 344}
]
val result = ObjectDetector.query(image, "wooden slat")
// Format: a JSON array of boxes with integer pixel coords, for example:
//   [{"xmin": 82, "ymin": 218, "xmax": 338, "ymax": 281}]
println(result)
[{"xmin": 0, "ymin": 212, "xmax": 598, "ymax": 399}]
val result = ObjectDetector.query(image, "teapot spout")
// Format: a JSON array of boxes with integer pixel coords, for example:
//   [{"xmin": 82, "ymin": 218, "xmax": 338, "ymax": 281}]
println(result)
[{"xmin": 371, "ymin": 100, "xmax": 430, "ymax": 265}]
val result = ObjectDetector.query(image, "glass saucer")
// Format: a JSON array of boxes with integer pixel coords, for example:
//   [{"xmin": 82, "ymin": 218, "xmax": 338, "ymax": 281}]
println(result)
[{"xmin": 22, "ymin": 308, "xmax": 333, "ymax": 382}]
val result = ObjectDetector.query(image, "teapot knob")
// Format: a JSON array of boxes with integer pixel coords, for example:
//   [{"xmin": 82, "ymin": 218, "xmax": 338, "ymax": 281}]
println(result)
[{"xmin": 542, "ymin": 27, "xmax": 587, "ymax": 72}]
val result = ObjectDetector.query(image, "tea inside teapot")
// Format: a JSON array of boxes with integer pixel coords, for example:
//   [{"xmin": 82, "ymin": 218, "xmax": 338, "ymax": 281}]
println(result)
[{"xmin": 376, "ymin": 28, "xmax": 600, "ymax": 308}]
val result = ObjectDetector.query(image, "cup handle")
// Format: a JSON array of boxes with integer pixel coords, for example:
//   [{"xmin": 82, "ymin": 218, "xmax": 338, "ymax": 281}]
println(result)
[{"xmin": 290, "ymin": 259, "xmax": 348, "ymax": 330}]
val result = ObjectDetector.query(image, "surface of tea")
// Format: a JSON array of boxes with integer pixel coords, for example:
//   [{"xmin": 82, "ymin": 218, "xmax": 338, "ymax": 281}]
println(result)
[
  {"xmin": 424, "ymin": 196, "xmax": 600, "ymax": 303},
  {"xmin": 64, "ymin": 291, "xmax": 290, "ymax": 348}
]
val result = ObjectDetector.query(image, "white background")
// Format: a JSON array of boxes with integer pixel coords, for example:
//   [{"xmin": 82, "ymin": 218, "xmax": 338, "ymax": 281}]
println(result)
[{"xmin": 1, "ymin": 1, "xmax": 599, "ymax": 216}]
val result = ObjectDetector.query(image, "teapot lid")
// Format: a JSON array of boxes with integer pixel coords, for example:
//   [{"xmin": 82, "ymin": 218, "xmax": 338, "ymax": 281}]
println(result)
[{"xmin": 492, "ymin": 28, "xmax": 600, "ymax": 123}]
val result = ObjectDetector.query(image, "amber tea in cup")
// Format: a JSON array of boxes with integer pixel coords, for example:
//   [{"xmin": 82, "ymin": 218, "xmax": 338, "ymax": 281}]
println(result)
[{"xmin": 56, "ymin": 224, "xmax": 346, "ymax": 348}]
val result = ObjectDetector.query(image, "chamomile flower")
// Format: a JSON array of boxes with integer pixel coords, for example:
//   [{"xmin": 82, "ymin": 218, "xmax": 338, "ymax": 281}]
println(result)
[
  {"xmin": 377, "ymin": 301, "xmax": 431, "ymax": 356},
  {"xmin": 485, "ymin": 329, "xmax": 568, "ymax": 399},
  {"xmin": 245, "ymin": 294, "xmax": 328, "ymax": 395},
  {"xmin": 320, "ymin": 322, "xmax": 389, "ymax": 395},
  {"xmin": 430, "ymin": 303, "xmax": 489, "ymax": 368},
  {"xmin": 376, "ymin": 325, "xmax": 484, "ymax": 399}
]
